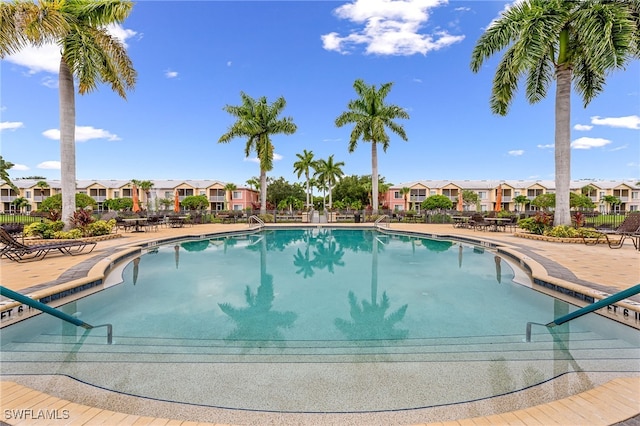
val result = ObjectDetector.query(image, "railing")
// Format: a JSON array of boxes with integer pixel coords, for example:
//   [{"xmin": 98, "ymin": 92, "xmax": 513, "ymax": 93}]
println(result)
[
  {"xmin": 0, "ymin": 286, "xmax": 113, "ymax": 344},
  {"xmin": 526, "ymin": 283, "xmax": 640, "ymax": 342},
  {"xmin": 374, "ymin": 214, "xmax": 390, "ymax": 228},
  {"xmin": 248, "ymin": 215, "xmax": 265, "ymax": 229}
]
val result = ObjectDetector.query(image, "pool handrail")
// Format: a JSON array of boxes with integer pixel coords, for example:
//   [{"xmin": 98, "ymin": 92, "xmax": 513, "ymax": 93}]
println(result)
[
  {"xmin": 0, "ymin": 285, "xmax": 113, "ymax": 344},
  {"xmin": 248, "ymin": 215, "xmax": 265, "ymax": 229},
  {"xmin": 374, "ymin": 214, "xmax": 390, "ymax": 228},
  {"xmin": 526, "ymin": 283, "xmax": 640, "ymax": 342}
]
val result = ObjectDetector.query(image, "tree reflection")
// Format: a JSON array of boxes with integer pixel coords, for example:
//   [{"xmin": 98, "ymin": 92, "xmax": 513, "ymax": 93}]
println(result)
[
  {"xmin": 219, "ymin": 235, "xmax": 297, "ymax": 346},
  {"xmin": 335, "ymin": 291, "xmax": 408, "ymax": 340},
  {"xmin": 335, "ymin": 237, "xmax": 408, "ymax": 340}
]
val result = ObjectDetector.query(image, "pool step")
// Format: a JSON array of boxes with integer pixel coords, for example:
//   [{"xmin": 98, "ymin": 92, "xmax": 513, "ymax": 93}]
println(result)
[{"xmin": 3, "ymin": 331, "xmax": 637, "ymax": 365}]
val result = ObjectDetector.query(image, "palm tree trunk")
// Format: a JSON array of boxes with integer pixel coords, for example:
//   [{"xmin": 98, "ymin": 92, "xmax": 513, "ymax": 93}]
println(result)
[
  {"xmin": 554, "ymin": 66, "xmax": 572, "ymax": 226},
  {"xmin": 305, "ymin": 171, "xmax": 310, "ymax": 208},
  {"xmin": 371, "ymin": 142, "xmax": 379, "ymax": 215},
  {"xmin": 260, "ymin": 169, "xmax": 267, "ymax": 215},
  {"xmin": 59, "ymin": 58, "xmax": 77, "ymax": 230}
]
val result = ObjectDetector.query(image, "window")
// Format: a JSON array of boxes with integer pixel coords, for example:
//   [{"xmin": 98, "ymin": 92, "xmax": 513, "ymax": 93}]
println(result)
[
  {"xmin": 114, "ymin": 191, "xmax": 119, "ymax": 198},
  {"xmin": 233, "ymin": 204, "xmax": 243, "ymax": 211},
  {"xmin": 632, "ymin": 191, "xmax": 639, "ymax": 200},
  {"xmin": 25, "ymin": 191, "xmax": 31, "ymax": 198},
  {"xmin": 232, "ymin": 191, "xmax": 242, "ymax": 199},
  {"xmin": 394, "ymin": 191, "xmax": 402, "ymax": 199},
  {"xmin": 477, "ymin": 191, "xmax": 487, "ymax": 199}
]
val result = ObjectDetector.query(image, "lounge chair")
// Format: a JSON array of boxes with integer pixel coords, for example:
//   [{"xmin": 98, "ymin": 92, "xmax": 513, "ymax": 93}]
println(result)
[
  {"xmin": 0, "ymin": 228, "xmax": 97, "ymax": 262},
  {"xmin": 583, "ymin": 213, "xmax": 640, "ymax": 249}
]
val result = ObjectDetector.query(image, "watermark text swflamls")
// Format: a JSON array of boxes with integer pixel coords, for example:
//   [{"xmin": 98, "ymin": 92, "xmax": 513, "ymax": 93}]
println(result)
[{"xmin": 4, "ymin": 409, "xmax": 70, "ymax": 420}]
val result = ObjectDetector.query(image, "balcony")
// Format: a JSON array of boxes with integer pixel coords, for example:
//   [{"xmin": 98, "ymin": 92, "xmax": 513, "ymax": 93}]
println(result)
[
  {"xmin": 209, "ymin": 196, "xmax": 225, "ymax": 202},
  {"xmin": 409, "ymin": 196, "xmax": 426, "ymax": 202},
  {"xmin": 91, "ymin": 196, "xmax": 107, "ymax": 202},
  {"xmin": 0, "ymin": 196, "xmax": 17, "ymax": 202}
]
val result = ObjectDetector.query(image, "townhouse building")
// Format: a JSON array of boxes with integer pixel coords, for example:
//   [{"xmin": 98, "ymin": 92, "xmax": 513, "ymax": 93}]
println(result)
[
  {"xmin": 1, "ymin": 179, "xmax": 259, "ymax": 213},
  {"xmin": 382, "ymin": 179, "xmax": 640, "ymax": 213},
  {"xmin": 1, "ymin": 178, "xmax": 637, "ymax": 214}
]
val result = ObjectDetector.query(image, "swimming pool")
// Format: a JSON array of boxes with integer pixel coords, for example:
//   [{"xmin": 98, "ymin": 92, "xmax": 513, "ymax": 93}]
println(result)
[{"xmin": 2, "ymin": 228, "xmax": 639, "ymax": 417}]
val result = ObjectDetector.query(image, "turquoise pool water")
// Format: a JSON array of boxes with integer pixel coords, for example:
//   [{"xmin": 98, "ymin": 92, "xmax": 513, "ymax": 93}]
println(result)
[{"xmin": 2, "ymin": 228, "xmax": 638, "ymax": 413}]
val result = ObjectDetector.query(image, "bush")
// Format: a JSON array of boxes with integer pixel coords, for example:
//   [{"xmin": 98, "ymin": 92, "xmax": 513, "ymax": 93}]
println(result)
[
  {"xmin": 84, "ymin": 219, "xmax": 115, "ymax": 237},
  {"xmin": 53, "ymin": 229, "xmax": 83, "ymax": 239},
  {"xmin": 518, "ymin": 212, "xmax": 553, "ymax": 235},
  {"xmin": 544, "ymin": 225, "xmax": 579, "ymax": 238},
  {"xmin": 24, "ymin": 221, "xmax": 65, "ymax": 239}
]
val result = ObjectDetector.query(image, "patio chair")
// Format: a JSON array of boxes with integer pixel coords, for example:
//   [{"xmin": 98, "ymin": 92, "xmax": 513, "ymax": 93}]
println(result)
[
  {"xmin": 583, "ymin": 213, "xmax": 640, "ymax": 249},
  {"xmin": 0, "ymin": 227, "xmax": 97, "ymax": 262},
  {"xmin": 469, "ymin": 214, "xmax": 491, "ymax": 231}
]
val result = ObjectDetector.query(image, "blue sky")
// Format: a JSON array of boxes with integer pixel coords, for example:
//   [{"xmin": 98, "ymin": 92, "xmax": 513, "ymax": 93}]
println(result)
[{"xmin": 1, "ymin": 0, "xmax": 639, "ymax": 188}]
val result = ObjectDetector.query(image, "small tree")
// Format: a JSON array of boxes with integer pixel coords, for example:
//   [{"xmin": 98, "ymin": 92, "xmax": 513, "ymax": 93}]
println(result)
[
  {"xmin": 40, "ymin": 193, "xmax": 97, "ymax": 212},
  {"xmin": 421, "ymin": 195, "xmax": 453, "ymax": 211},
  {"xmin": 601, "ymin": 195, "xmax": 621, "ymax": 213},
  {"xmin": 513, "ymin": 195, "xmax": 530, "ymax": 212},
  {"xmin": 531, "ymin": 193, "xmax": 555, "ymax": 211},
  {"xmin": 462, "ymin": 190, "xmax": 480, "ymax": 210},
  {"xmin": 181, "ymin": 195, "xmax": 209, "ymax": 211}
]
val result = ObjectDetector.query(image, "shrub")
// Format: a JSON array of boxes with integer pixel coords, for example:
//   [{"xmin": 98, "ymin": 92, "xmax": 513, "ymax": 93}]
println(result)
[
  {"xmin": 53, "ymin": 229, "xmax": 83, "ymax": 239},
  {"xmin": 71, "ymin": 209, "xmax": 95, "ymax": 229},
  {"xmin": 518, "ymin": 212, "xmax": 553, "ymax": 235},
  {"xmin": 84, "ymin": 219, "xmax": 115, "ymax": 237},
  {"xmin": 544, "ymin": 225, "xmax": 579, "ymax": 238},
  {"xmin": 24, "ymin": 221, "xmax": 65, "ymax": 239}
]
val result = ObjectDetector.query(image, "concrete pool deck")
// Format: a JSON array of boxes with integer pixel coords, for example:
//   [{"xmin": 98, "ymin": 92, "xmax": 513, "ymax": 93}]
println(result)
[{"xmin": 1, "ymin": 222, "xmax": 639, "ymax": 425}]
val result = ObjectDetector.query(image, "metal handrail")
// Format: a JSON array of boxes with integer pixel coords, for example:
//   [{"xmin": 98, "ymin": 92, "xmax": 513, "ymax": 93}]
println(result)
[
  {"xmin": 526, "ymin": 283, "xmax": 640, "ymax": 342},
  {"xmin": 0, "ymin": 286, "xmax": 113, "ymax": 344},
  {"xmin": 374, "ymin": 214, "xmax": 389, "ymax": 228},
  {"xmin": 248, "ymin": 214, "xmax": 265, "ymax": 229}
]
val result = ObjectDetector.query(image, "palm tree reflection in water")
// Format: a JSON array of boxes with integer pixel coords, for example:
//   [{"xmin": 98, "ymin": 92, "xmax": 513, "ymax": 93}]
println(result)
[
  {"xmin": 335, "ymin": 237, "xmax": 409, "ymax": 341},
  {"xmin": 218, "ymin": 235, "xmax": 297, "ymax": 347}
]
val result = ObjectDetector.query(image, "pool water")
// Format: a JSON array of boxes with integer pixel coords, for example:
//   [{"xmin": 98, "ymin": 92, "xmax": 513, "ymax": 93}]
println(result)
[{"xmin": 2, "ymin": 228, "xmax": 639, "ymax": 413}]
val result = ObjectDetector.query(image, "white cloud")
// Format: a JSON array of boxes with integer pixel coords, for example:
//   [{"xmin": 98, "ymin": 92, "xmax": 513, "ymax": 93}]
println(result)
[
  {"xmin": 0, "ymin": 121, "xmax": 24, "ymax": 131},
  {"xmin": 245, "ymin": 153, "xmax": 284, "ymax": 163},
  {"xmin": 11, "ymin": 164, "xmax": 29, "ymax": 171},
  {"xmin": 227, "ymin": 61, "xmax": 233, "ymax": 67},
  {"xmin": 537, "ymin": 144, "xmax": 554, "ymax": 149},
  {"xmin": 412, "ymin": 78, "xmax": 423, "ymax": 83},
  {"xmin": 42, "ymin": 126, "xmax": 121, "ymax": 142},
  {"xmin": 3, "ymin": 24, "xmax": 137, "ymax": 77},
  {"xmin": 571, "ymin": 137, "xmax": 611, "ymax": 150},
  {"xmin": 574, "ymin": 124, "xmax": 592, "ymax": 131},
  {"xmin": 321, "ymin": 0, "xmax": 465, "ymax": 56},
  {"xmin": 37, "ymin": 161, "xmax": 61, "ymax": 170},
  {"xmin": 609, "ymin": 144, "xmax": 628, "ymax": 152},
  {"xmin": 590, "ymin": 115, "xmax": 640, "ymax": 129},
  {"xmin": 508, "ymin": 150, "xmax": 524, "ymax": 156},
  {"xmin": 165, "ymin": 70, "xmax": 179, "ymax": 79}
]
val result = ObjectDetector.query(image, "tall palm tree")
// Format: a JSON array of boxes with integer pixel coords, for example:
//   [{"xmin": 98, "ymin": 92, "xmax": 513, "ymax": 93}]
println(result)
[
  {"xmin": 293, "ymin": 149, "xmax": 316, "ymax": 209},
  {"xmin": 224, "ymin": 182, "xmax": 237, "ymax": 210},
  {"xmin": 335, "ymin": 79, "xmax": 409, "ymax": 215},
  {"xmin": 1, "ymin": 0, "xmax": 137, "ymax": 230},
  {"xmin": 470, "ymin": 0, "xmax": 639, "ymax": 226},
  {"xmin": 314, "ymin": 155, "xmax": 344, "ymax": 210},
  {"xmin": 218, "ymin": 92, "xmax": 297, "ymax": 215},
  {"xmin": 138, "ymin": 180, "xmax": 154, "ymax": 209},
  {"xmin": 400, "ymin": 187, "xmax": 410, "ymax": 211}
]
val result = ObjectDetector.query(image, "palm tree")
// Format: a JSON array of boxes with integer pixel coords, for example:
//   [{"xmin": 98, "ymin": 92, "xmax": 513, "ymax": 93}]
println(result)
[
  {"xmin": 0, "ymin": 156, "xmax": 19, "ymax": 193},
  {"xmin": 314, "ymin": 155, "xmax": 345, "ymax": 210},
  {"xmin": 400, "ymin": 187, "xmax": 410, "ymax": 211},
  {"xmin": 293, "ymin": 149, "xmax": 316, "ymax": 209},
  {"xmin": 1, "ymin": 0, "xmax": 137, "ymax": 230},
  {"xmin": 224, "ymin": 182, "xmax": 237, "ymax": 210},
  {"xmin": 138, "ymin": 180, "xmax": 154, "ymax": 210},
  {"xmin": 335, "ymin": 79, "xmax": 409, "ymax": 215},
  {"xmin": 218, "ymin": 92, "xmax": 297, "ymax": 215},
  {"xmin": 470, "ymin": 0, "xmax": 639, "ymax": 226},
  {"xmin": 246, "ymin": 177, "xmax": 260, "ymax": 192}
]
